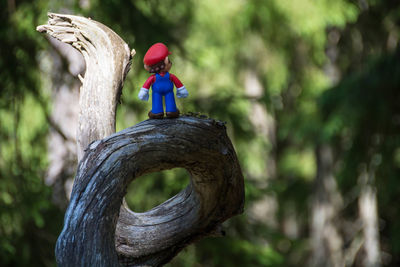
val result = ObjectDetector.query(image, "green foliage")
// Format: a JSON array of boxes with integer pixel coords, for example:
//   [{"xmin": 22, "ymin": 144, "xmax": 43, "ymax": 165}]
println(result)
[
  {"xmin": 320, "ymin": 48, "xmax": 400, "ymax": 256},
  {"xmin": 191, "ymin": 237, "xmax": 284, "ymax": 267},
  {"xmin": 2, "ymin": 0, "xmax": 400, "ymax": 266},
  {"xmin": 125, "ymin": 168, "xmax": 188, "ymax": 212},
  {"xmin": 0, "ymin": 1, "xmax": 63, "ymax": 266}
]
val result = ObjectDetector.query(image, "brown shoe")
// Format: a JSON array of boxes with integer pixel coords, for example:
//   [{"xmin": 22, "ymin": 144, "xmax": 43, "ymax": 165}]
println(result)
[
  {"xmin": 166, "ymin": 109, "xmax": 180, "ymax": 118},
  {"xmin": 148, "ymin": 111, "xmax": 164, "ymax": 119}
]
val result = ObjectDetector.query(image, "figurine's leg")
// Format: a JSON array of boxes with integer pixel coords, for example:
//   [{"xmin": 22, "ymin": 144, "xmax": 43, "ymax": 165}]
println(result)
[
  {"xmin": 165, "ymin": 91, "xmax": 179, "ymax": 118},
  {"xmin": 149, "ymin": 91, "xmax": 164, "ymax": 119}
]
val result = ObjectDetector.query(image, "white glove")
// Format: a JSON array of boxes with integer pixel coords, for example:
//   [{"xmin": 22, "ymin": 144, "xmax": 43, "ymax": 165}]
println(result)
[
  {"xmin": 176, "ymin": 86, "xmax": 189, "ymax": 98},
  {"xmin": 138, "ymin": 87, "xmax": 149, "ymax": 101}
]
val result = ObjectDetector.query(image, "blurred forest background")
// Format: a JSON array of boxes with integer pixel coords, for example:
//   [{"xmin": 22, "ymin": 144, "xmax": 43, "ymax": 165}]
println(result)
[{"xmin": 1, "ymin": 0, "xmax": 400, "ymax": 266}]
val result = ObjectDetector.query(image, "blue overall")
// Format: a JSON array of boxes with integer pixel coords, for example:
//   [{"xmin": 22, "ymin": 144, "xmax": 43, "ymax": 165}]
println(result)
[{"xmin": 151, "ymin": 72, "xmax": 178, "ymax": 114}]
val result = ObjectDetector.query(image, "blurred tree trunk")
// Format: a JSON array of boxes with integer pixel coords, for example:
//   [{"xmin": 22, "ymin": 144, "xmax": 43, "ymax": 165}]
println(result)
[
  {"xmin": 45, "ymin": 37, "xmax": 83, "ymax": 208},
  {"xmin": 358, "ymin": 167, "xmax": 381, "ymax": 267},
  {"xmin": 310, "ymin": 28, "xmax": 345, "ymax": 267},
  {"xmin": 310, "ymin": 145, "xmax": 344, "ymax": 267},
  {"xmin": 244, "ymin": 69, "xmax": 279, "ymax": 228}
]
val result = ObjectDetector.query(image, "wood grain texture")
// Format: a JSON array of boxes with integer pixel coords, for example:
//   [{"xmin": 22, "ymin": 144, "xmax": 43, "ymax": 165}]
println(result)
[
  {"xmin": 37, "ymin": 12, "xmax": 134, "ymax": 160},
  {"xmin": 56, "ymin": 117, "xmax": 244, "ymax": 266}
]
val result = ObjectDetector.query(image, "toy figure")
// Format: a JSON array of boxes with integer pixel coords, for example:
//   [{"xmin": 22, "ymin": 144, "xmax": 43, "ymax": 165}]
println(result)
[{"xmin": 138, "ymin": 43, "xmax": 189, "ymax": 119}]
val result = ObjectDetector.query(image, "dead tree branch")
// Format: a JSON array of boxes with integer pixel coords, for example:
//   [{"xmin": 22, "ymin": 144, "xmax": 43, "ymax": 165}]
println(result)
[
  {"xmin": 37, "ymin": 12, "xmax": 134, "ymax": 160},
  {"xmin": 56, "ymin": 117, "xmax": 244, "ymax": 266}
]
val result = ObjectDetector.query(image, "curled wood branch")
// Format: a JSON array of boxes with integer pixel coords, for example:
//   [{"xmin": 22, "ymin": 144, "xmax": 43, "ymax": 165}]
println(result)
[
  {"xmin": 38, "ymin": 13, "xmax": 244, "ymax": 266},
  {"xmin": 56, "ymin": 117, "xmax": 244, "ymax": 266}
]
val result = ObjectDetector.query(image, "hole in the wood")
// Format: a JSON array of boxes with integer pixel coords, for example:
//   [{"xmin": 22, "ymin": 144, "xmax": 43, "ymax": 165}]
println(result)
[{"xmin": 125, "ymin": 168, "xmax": 189, "ymax": 213}]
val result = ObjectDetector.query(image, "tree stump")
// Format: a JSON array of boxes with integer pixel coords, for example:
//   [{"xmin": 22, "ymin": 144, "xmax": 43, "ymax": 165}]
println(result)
[{"xmin": 38, "ymin": 13, "xmax": 244, "ymax": 267}]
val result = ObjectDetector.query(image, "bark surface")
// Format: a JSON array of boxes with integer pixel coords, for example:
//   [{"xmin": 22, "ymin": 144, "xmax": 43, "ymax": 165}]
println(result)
[
  {"xmin": 311, "ymin": 145, "xmax": 344, "ymax": 267},
  {"xmin": 57, "ymin": 117, "xmax": 244, "ymax": 266},
  {"xmin": 37, "ymin": 13, "xmax": 245, "ymax": 266}
]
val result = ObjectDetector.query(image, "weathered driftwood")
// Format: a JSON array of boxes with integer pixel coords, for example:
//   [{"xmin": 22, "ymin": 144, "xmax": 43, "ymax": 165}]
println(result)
[
  {"xmin": 37, "ymin": 12, "xmax": 134, "ymax": 161},
  {"xmin": 56, "ymin": 117, "xmax": 244, "ymax": 266},
  {"xmin": 38, "ymin": 13, "xmax": 244, "ymax": 266}
]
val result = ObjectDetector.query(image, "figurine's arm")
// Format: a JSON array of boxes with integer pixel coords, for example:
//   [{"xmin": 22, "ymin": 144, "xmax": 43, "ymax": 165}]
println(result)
[
  {"xmin": 138, "ymin": 75, "xmax": 156, "ymax": 101},
  {"xmin": 170, "ymin": 74, "xmax": 188, "ymax": 98}
]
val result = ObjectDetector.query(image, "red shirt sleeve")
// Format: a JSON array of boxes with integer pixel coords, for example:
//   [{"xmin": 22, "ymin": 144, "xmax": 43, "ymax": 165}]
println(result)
[
  {"xmin": 169, "ymin": 73, "xmax": 184, "ymax": 88},
  {"xmin": 142, "ymin": 75, "xmax": 156, "ymax": 89}
]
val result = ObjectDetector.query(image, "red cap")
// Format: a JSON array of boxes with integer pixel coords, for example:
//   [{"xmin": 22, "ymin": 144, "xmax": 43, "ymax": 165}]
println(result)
[{"xmin": 143, "ymin": 43, "xmax": 172, "ymax": 66}]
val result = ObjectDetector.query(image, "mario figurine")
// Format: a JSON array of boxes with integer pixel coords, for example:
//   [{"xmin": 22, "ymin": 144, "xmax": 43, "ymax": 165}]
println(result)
[{"xmin": 138, "ymin": 43, "xmax": 189, "ymax": 119}]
